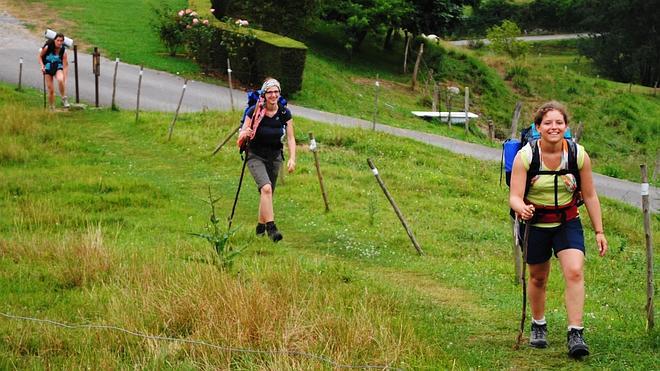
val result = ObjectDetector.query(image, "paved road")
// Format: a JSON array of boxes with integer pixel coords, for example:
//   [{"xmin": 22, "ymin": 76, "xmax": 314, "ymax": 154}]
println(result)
[
  {"xmin": 0, "ymin": 12, "xmax": 656, "ymax": 212},
  {"xmin": 450, "ymin": 33, "xmax": 591, "ymax": 46}
]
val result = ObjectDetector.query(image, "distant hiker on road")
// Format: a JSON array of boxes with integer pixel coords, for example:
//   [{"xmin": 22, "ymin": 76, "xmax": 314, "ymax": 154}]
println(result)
[
  {"xmin": 38, "ymin": 32, "xmax": 69, "ymax": 110},
  {"xmin": 509, "ymin": 101, "xmax": 608, "ymax": 358},
  {"xmin": 237, "ymin": 78, "xmax": 296, "ymax": 242}
]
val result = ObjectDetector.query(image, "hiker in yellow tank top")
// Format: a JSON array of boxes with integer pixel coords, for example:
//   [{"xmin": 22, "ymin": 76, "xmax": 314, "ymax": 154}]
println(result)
[
  {"xmin": 518, "ymin": 140, "xmax": 585, "ymax": 228},
  {"xmin": 509, "ymin": 101, "xmax": 607, "ymax": 359}
]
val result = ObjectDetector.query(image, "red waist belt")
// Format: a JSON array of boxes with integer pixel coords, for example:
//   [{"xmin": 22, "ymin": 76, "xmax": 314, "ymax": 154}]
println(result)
[{"xmin": 528, "ymin": 198, "xmax": 579, "ymax": 223}]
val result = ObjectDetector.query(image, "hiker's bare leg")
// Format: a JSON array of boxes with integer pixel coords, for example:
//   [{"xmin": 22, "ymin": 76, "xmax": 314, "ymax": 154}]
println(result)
[
  {"xmin": 258, "ymin": 184, "xmax": 274, "ymax": 224},
  {"xmin": 55, "ymin": 70, "xmax": 66, "ymax": 97},
  {"xmin": 558, "ymin": 249, "xmax": 585, "ymax": 326},
  {"xmin": 528, "ymin": 260, "xmax": 551, "ymax": 320}
]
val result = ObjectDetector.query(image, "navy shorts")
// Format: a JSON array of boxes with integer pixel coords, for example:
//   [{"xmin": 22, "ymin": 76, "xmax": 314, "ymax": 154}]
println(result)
[{"xmin": 519, "ymin": 218, "xmax": 585, "ymax": 264}]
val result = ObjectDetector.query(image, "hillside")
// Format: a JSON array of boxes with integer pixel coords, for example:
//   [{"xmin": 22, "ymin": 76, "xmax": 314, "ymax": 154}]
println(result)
[
  {"xmin": 1, "ymin": 0, "xmax": 658, "ymax": 186},
  {"xmin": 1, "ymin": 84, "xmax": 658, "ymax": 368}
]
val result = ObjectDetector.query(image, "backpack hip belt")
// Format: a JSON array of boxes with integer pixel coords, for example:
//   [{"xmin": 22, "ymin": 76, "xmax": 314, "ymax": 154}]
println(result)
[{"xmin": 527, "ymin": 197, "xmax": 579, "ymax": 223}]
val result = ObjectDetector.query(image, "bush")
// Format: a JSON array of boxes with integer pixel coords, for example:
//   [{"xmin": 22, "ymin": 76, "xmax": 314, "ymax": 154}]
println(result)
[
  {"xmin": 151, "ymin": 6, "xmax": 187, "ymax": 56},
  {"xmin": 153, "ymin": 6, "xmax": 307, "ymax": 93},
  {"xmin": 486, "ymin": 20, "xmax": 529, "ymax": 59}
]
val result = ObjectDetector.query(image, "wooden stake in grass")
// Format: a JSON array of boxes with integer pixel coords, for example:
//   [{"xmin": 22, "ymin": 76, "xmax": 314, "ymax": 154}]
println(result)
[
  {"xmin": 92, "ymin": 47, "xmax": 100, "ymax": 108},
  {"xmin": 17, "ymin": 57, "xmax": 23, "ymax": 91},
  {"xmin": 432, "ymin": 81, "xmax": 439, "ymax": 112},
  {"xmin": 464, "ymin": 86, "xmax": 470, "ymax": 135},
  {"xmin": 111, "ymin": 56, "xmax": 119, "ymax": 111},
  {"xmin": 372, "ymin": 75, "xmax": 380, "ymax": 131},
  {"xmin": 227, "ymin": 58, "xmax": 235, "ymax": 112},
  {"xmin": 73, "ymin": 45, "xmax": 80, "ymax": 103},
  {"xmin": 135, "ymin": 65, "xmax": 143, "ymax": 123},
  {"xmin": 488, "ymin": 120, "xmax": 495, "ymax": 141},
  {"xmin": 168, "ymin": 79, "xmax": 188, "ymax": 141},
  {"xmin": 309, "ymin": 132, "xmax": 329, "ymax": 212},
  {"xmin": 367, "ymin": 158, "xmax": 423, "ymax": 256},
  {"xmin": 573, "ymin": 121, "xmax": 584, "ymax": 144},
  {"xmin": 515, "ymin": 221, "xmax": 530, "ymax": 349},
  {"xmin": 641, "ymin": 164, "xmax": 655, "ymax": 330},
  {"xmin": 403, "ymin": 34, "xmax": 410, "ymax": 74},
  {"xmin": 212, "ymin": 124, "xmax": 242, "ymax": 156},
  {"xmin": 411, "ymin": 43, "xmax": 423, "ymax": 91}
]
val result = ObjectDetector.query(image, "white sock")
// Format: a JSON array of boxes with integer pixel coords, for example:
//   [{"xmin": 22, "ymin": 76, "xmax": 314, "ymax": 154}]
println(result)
[
  {"xmin": 532, "ymin": 317, "xmax": 546, "ymax": 325},
  {"xmin": 568, "ymin": 325, "xmax": 584, "ymax": 331}
]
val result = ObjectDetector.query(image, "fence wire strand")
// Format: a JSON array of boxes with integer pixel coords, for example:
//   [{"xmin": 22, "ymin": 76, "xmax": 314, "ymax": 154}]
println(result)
[{"xmin": 0, "ymin": 311, "xmax": 400, "ymax": 370}]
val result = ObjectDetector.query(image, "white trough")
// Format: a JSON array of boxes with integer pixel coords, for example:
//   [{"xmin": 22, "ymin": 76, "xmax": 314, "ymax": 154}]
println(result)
[{"xmin": 412, "ymin": 111, "xmax": 479, "ymax": 124}]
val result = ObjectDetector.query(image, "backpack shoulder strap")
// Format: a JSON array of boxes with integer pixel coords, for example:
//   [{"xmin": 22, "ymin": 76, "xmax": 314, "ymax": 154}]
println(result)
[
  {"xmin": 524, "ymin": 140, "xmax": 540, "ymax": 198},
  {"xmin": 566, "ymin": 139, "xmax": 581, "ymax": 191}
]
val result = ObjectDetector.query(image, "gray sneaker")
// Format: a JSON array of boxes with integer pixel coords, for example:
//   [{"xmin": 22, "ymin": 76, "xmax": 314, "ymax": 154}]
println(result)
[
  {"xmin": 62, "ymin": 96, "xmax": 70, "ymax": 108},
  {"xmin": 530, "ymin": 323, "xmax": 548, "ymax": 348},
  {"xmin": 567, "ymin": 328, "xmax": 590, "ymax": 358}
]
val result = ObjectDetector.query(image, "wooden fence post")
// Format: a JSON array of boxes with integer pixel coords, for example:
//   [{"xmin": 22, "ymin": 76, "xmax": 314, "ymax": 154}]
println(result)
[
  {"xmin": 411, "ymin": 43, "xmax": 424, "ymax": 91},
  {"xmin": 92, "ymin": 47, "xmax": 100, "ymax": 108},
  {"xmin": 641, "ymin": 164, "xmax": 655, "ymax": 330},
  {"xmin": 488, "ymin": 120, "xmax": 495, "ymax": 141},
  {"xmin": 432, "ymin": 82, "xmax": 439, "ymax": 112},
  {"xmin": 73, "ymin": 45, "xmax": 80, "ymax": 103},
  {"xmin": 403, "ymin": 34, "xmax": 410, "ymax": 74},
  {"xmin": 309, "ymin": 132, "xmax": 330, "ymax": 212},
  {"xmin": 574, "ymin": 121, "xmax": 584, "ymax": 143},
  {"xmin": 464, "ymin": 86, "xmax": 470, "ymax": 135},
  {"xmin": 111, "ymin": 56, "xmax": 119, "ymax": 110},
  {"xmin": 367, "ymin": 158, "xmax": 423, "ymax": 256},
  {"xmin": 168, "ymin": 79, "xmax": 188, "ymax": 141},
  {"xmin": 373, "ymin": 74, "xmax": 380, "ymax": 131},
  {"xmin": 135, "ymin": 65, "xmax": 143, "ymax": 123},
  {"xmin": 17, "ymin": 57, "xmax": 23, "ymax": 91},
  {"xmin": 227, "ymin": 58, "xmax": 235, "ymax": 112}
]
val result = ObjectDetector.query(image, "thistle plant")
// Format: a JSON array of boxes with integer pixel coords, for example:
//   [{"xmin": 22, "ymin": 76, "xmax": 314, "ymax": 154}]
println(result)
[{"xmin": 190, "ymin": 186, "xmax": 241, "ymax": 270}]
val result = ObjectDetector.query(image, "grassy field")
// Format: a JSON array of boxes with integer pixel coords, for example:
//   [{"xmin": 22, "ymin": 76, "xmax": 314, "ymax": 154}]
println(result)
[
  {"xmin": 1, "ymin": 84, "xmax": 658, "ymax": 368},
  {"xmin": 4, "ymin": 0, "xmax": 659, "ymax": 185}
]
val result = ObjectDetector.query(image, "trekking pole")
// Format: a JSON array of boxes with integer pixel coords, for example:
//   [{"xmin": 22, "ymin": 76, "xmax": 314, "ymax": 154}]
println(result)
[
  {"xmin": 212, "ymin": 124, "xmax": 241, "ymax": 156},
  {"xmin": 227, "ymin": 149, "xmax": 249, "ymax": 231},
  {"xmin": 515, "ymin": 220, "xmax": 530, "ymax": 349},
  {"xmin": 42, "ymin": 73, "xmax": 46, "ymax": 109}
]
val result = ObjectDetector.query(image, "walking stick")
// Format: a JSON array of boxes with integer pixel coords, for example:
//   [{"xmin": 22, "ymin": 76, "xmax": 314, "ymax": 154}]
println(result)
[
  {"xmin": 515, "ymin": 220, "xmax": 531, "ymax": 349},
  {"xmin": 227, "ymin": 149, "xmax": 248, "ymax": 230}
]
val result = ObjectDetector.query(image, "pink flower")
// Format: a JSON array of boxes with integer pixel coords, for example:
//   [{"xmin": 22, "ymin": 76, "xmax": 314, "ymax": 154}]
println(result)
[
  {"xmin": 235, "ymin": 19, "xmax": 249, "ymax": 27},
  {"xmin": 186, "ymin": 25, "xmax": 192, "ymax": 29},
  {"xmin": 202, "ymin": 19, "xmax": 209, "ymax": 25},
  {"xmin": 191, "ymin": 11, "xmax": 198, "ymax": 17},
  {"xmin": 210, "ymin": 8, "xmax": 215, "ymax": 13},
  {"xmin": 192, "ymin": 18, "xmax": 199, "ymax": 24},
  {"xmin": 178, "ymin": 10, "xmax": 184, "ymax": 17},
  {"xmin": 185, "ymin": 9, "xmax": 192, "ymax": 14}
]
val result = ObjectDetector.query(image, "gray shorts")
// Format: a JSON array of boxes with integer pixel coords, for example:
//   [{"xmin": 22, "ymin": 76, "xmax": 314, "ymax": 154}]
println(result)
[{"xmin": 247, "ymin": 151, "xmax": 283, "ymax": 192}]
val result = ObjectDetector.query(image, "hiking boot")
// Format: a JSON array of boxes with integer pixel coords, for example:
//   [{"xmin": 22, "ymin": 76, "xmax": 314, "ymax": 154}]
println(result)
[
  {"xmin": 567, "ymin": 328, "xmax": 590, "ymax": 358},
  {"xmin": 266, "ymin": 221, "xmax": 282, "ymax": 242},
  {"xmin": 256, "ymin": 223, "xmax": 266, "ymax": 237},
  {"xmin": 529, "ymin": 323, "xmax": 548, "ymax": 348},
  {"xmin": 62, "ymin": 96, "xmax": 70, "ymax": 108}
]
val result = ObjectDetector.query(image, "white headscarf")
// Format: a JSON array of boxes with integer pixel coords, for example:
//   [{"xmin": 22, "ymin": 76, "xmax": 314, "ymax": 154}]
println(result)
[{"xmin": 261, "ymin": 78, "xmax": 281, "ymax": 93}]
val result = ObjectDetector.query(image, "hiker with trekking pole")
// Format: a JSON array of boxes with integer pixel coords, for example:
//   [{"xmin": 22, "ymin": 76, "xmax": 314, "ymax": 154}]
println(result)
[
  {"xmin": 509, "ymin": 101, "xmax": 608, "ymax": 358},
  {"xmin": 235, "ymin": 78, "xmax": 296, "ymax": 242}
]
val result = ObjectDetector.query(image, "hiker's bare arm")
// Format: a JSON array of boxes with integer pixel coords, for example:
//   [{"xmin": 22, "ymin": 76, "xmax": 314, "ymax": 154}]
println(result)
[
  {"xmin": 509, "ymin": 153, "xmax": 535, "ymax": 220},
  {"xmin": 579, "ymin": 152, "xmax": 608, "ymax": 256},
  {"xmin": 38, "ymin": 48, "xmax": 46, "ymax": 72},
  {"xmin": 238, "ymin": 117, "xmax": 252, "ymax": 141},
  {"xmin": 286, "ymin": 119, "xmax": 296, "ymax": 173}
]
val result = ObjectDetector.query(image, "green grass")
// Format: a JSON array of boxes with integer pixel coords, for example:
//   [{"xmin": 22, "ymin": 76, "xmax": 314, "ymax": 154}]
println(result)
[
  {"xmin": 1, "ymin": 84, "xmax": 658, "ymax": 368},
  {"xmin": 6, "ymin": 1, "xmax": 659, "ymax": 185}
]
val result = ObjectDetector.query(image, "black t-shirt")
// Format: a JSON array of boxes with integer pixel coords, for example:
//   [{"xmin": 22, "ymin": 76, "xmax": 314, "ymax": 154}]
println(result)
[{"xmin": 245, "ymin": 104, "xmax": 292, "ymax": 158}]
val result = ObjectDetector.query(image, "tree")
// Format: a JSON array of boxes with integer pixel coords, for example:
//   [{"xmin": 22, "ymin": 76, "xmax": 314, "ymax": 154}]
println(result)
[{"xmin": 577, "ymin": 0, "xmax": 660, "ymax": 86}]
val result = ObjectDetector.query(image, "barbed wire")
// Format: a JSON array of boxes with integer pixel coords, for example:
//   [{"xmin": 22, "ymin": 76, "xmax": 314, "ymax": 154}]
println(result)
[{"xmin": 0, "ymin": 311, "xmax": 402, "ymax": 370}]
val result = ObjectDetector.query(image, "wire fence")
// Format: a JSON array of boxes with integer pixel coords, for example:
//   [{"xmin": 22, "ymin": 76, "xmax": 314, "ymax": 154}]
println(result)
[{"xmin": 0, "ymin": 311, "xmax": 401, "ymax": 370}]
